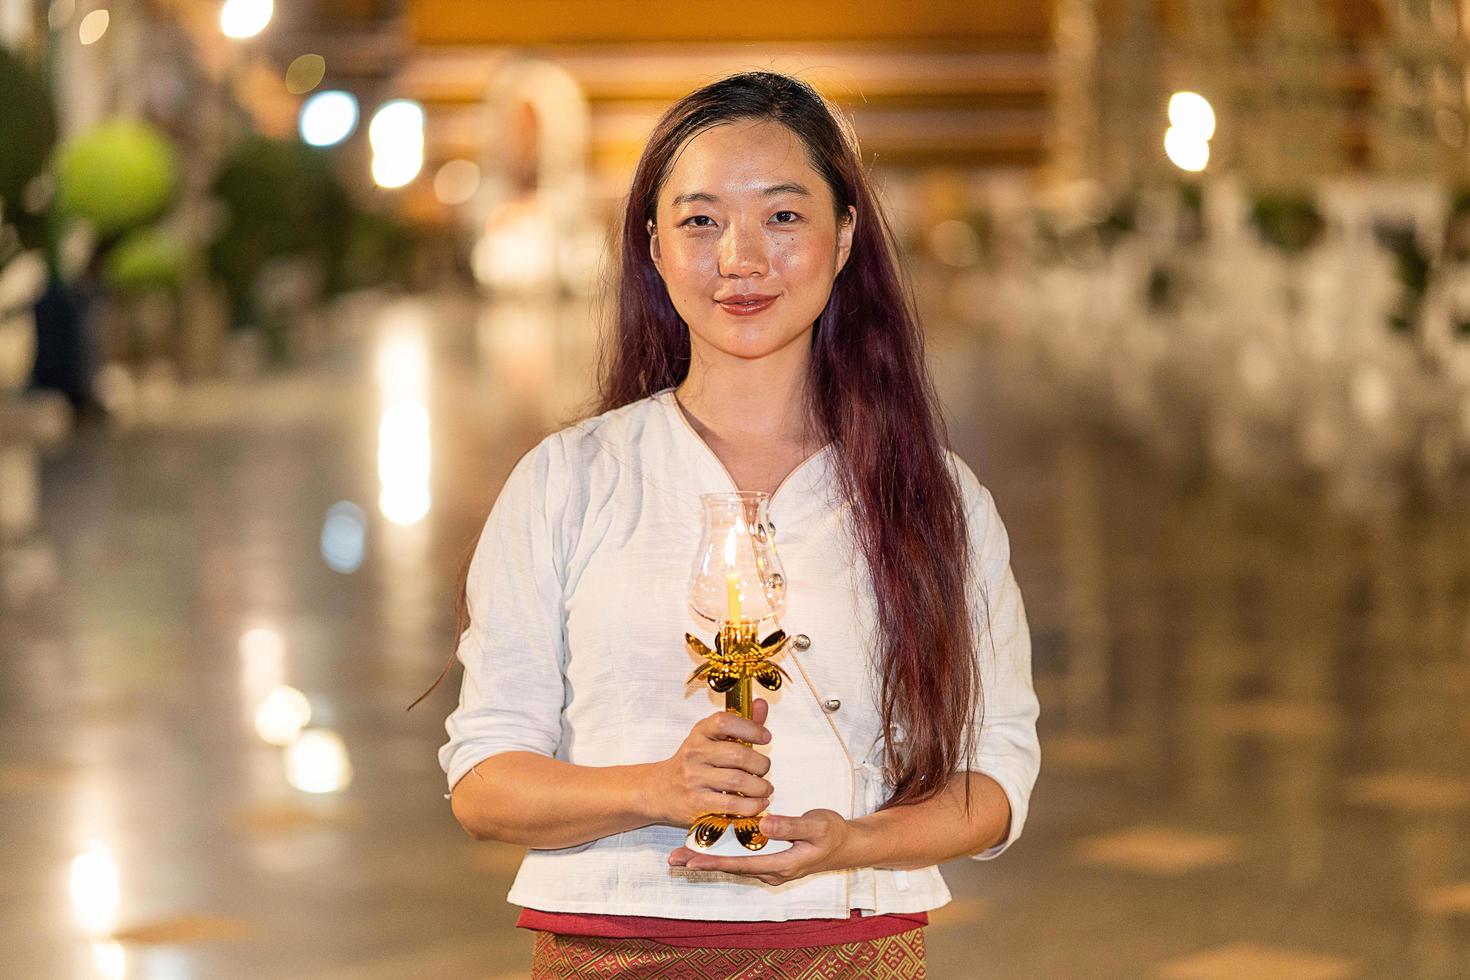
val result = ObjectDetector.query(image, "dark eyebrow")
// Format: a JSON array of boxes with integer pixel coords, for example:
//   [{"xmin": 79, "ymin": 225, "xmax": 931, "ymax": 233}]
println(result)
[
  {"xmin": 763, "ymin": 182, "xmax": 812, "ymax": 197},
  {"xmin": 669, "ymin": 183, "xmax": 813, "ymax": 207},
  {"xmin": 671, "ymin": 191, "xmax": 719, "ymax": 207}
]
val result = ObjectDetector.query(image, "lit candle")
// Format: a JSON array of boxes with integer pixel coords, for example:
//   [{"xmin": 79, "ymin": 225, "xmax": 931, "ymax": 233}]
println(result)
[{"xmin": 724, "ymin": 527, "xmax": 742, "ymax": 622}]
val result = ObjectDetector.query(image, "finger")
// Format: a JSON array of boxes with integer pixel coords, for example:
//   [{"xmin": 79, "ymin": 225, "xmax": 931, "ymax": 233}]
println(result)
[
  {"xmin": 679, "ymin": 852, "xmax": 799, "ymax": 875},
  {"xmin": 704, "ymin": 769, "xmax": 774, "ymax": 799},
  {"xmin": 683, "ymin": 853, "xmax": 796, "ymax": 876},
  {"xmin": 758, "ymin": 814, "xmax": 825, "ymax": 842},
  {"xmin": 698, "ymin": 791, "xmax": 767, "ymax": 817},
  {"xmin": 706, "ymin": 743, "xmax": 772, "ymax": 777},
  {"xmin": 706, "ymin": 710, "xmax": 771, "ymax": 745},
  {"xmin": 668, "ymin": 847, "xmax": 696, "ymax": 866},
  {"xmin": 751, "ymin": 698, "xmax": 769, "ymax": 726}
]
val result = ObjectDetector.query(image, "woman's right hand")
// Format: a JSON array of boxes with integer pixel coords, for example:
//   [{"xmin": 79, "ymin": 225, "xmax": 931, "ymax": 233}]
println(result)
[{"xmin": 643, "ymin": 698, "xmax": 775, "ymax": 826}]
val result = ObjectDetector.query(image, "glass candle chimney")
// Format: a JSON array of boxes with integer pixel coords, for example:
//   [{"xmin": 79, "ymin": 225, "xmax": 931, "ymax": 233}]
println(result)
[{"xmin": 688, "ymin": 492, "xmax": 786, "ymax": 627}]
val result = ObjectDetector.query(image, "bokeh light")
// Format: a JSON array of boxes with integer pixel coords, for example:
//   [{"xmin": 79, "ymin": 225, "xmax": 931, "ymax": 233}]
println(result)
[
  {"xmin": 238, "ymin": 626, "xmax": 285, "ymax": 683},
  {"xmin": 285, "ymin": 729, "xmax": 353, "ymax": 794},
  {"xmin": 299, "ymin": 90, "xmax": 358, "ymax": 147},
  {"xmin": 77, "ymin": 9, "xmax": 108, "ymax": 45},
  {"xmin": 69, "ymin": 840, "xmax": 119, "ymax": 934},
  {"xmin": 320, "ymin": 501, "xmax": 368, "ymax": 573},
  {"xmin": 1164, "ymin": 126, "xmax": 1209, "ymax": 172},
  {"xmin": 1167, "ymin": 91, "xmax": 1216, "ymax": 141},
  {"xmin": 377, "ymin": 400, "xmax": 431, "ymax": 525},
  {"xmin": 433, "ymin": 159, "xmax": 481, "ymax": 206},
  {"xmin": 220, "ymin": 0, "xmax": 273, "ymax": 39},
  {"xmin": 90, "ymin": 941, "xmax": 125, "ymax": 980},
  {"xmin": 369, "ymin": 100, "xmax": 425, "ymax": 189},
  {"xmin": 285, "ymin": 54, "xmax": 327, "ymax": 95},
  {"xmin": 374, "ymin": 327, "xmax": 428, "ymax": 401},
  {"xmin": 472, "ymin": 204, "xmax": 557, "ymax": 291},
  {"xmin": 429, "ymin": 157, "xmax": 482, "ymax": 205},
  {"xmin": 254, "ymin": 685, "xmax": 313, "ymax": 746},
  {"xmin": 238, "ymin": 625, "xmax": 286, "ymax": 719}
]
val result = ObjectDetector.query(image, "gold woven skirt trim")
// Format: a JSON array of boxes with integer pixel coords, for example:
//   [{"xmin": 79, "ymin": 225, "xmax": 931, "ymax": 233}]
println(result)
[{"xmin": 530, "ymin": 927, "xmax": 926, "ymax": 979}]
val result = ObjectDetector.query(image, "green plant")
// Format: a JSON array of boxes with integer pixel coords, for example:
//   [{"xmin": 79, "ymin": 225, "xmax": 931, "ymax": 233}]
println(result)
[
  {"xmin": 103, "ymin": 226, "xmax": 186, "ymax": 294},
  {"xmin": 1095, "ymin": 196, "xmax": 1138, "ymax": 251},
  {"xmin": 208, "ymin": 136, "xmax": 353, "ymax": 322},
  {"xmin": 0, "ymin": 45, "xmax": 57, "ymax": 211},
  {"xmin": 1373, "ymin": 222, "xmax": 1431, "ymax": 336},
  {"xmin": 1445, "ymin": 190, "xmax": 1470, "ymax": 260},
  {"xmin": 1250, "ymin": 192, "xmax": 1325, "ymax": 254},
  {"xmin": 339, "ymin": 210, "xmax": 413, "ymax": 291},
  {"xmin": 0, "ymin": 44, "xmax": 58, "ymax": 258},
  {"xmin": 56, "ymin": 121, "xmax": 178, "ymax": 239}
]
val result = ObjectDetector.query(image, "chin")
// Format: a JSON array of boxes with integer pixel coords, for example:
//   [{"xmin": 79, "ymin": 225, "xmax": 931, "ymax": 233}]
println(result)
[
  {"xmin": 711, "ymin": 337, "xmax": 805, "ymax": 363},
  {"xmin": 720, "ymin": 343, "xmax": 789, "ymax": 362},
  {"xmin": 694, "ymin": 322, "xmax": 814, "ymax": 363}
]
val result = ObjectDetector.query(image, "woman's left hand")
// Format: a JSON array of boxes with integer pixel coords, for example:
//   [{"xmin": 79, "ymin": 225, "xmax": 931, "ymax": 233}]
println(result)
[{"xmin": 667, "ymin": 809, "xmax": 854, "ymax": 886}]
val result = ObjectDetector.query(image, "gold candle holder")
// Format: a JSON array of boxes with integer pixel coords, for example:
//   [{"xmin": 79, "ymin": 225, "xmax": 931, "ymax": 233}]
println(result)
[{"xmin": 684, "ymin": 491, "xmax": 793, "ymax": 856}]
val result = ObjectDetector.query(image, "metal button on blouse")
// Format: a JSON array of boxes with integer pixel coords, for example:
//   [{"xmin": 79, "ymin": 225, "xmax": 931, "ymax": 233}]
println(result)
[
  {"xmin": 822, "ymin": 699, "xmax": 841, "ymax": 713},
  {"xmin": 792, "ymin": 634, "xmax": 811, "ymax": 651}
]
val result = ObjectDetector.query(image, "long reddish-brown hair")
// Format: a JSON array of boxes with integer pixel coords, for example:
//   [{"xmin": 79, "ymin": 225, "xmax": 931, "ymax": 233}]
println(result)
[{"xmin": 597, "ymin": 72, "xmax": 981, "ymax": 810}]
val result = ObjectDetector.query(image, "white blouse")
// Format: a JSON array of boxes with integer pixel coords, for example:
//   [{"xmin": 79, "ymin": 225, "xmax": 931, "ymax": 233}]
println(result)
[{"xmin": 440, "ymin": 388, "xmax": 1040, "ymax": 921}]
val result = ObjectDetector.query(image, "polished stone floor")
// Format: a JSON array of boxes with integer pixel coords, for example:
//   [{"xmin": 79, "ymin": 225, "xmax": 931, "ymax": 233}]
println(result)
[{"xmin": 1, "ymin": 291, "xmax": 1468, "ymax": 979}]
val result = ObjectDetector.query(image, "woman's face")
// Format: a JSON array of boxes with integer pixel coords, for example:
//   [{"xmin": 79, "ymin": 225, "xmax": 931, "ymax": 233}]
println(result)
[{"xmin": 649, "ymin": 120, "xmax": 855, "ymax": 364}]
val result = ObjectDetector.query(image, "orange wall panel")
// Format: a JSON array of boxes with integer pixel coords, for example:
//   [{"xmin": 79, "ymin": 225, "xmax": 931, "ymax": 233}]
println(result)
[{"xmin": 409, "ymin": 0, "xmax": 1051, "ymax": 47}]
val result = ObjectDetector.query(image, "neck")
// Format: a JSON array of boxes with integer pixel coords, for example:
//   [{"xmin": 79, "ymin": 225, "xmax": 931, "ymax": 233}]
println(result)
[{"xmin": 674, "ymin": 333, "xmax": 816, "ymax": 449}]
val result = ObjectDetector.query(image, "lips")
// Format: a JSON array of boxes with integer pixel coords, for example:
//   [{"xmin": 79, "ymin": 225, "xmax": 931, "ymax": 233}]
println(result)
[{"xmin": 716, "ymin": 294, "xmax": 779, "ymax": 316}]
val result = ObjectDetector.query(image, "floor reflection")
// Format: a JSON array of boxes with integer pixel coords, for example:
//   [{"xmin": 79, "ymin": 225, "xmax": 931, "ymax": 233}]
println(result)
[{"xmin": 0, "ymin": 288, "xmax": 1466, "ymax": 977}]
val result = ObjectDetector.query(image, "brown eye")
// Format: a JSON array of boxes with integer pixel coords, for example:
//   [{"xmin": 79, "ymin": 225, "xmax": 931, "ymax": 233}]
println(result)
[
  {"xmin": 681, "ymin": 215, "xmax": 716, "ymax": 228},
  {"xmin": 772, "ymin": 211, "xmax": 800, "ymax": 224}
]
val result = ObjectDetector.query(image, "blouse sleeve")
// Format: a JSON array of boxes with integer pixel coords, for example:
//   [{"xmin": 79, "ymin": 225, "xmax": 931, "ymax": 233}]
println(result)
[
  {"xmin": 438, "ymin": 435, "xmax": 571, "ymax": 794},
  {"xmin": 952, "ymin": 457, "xmax": 1041, "ymax": 860}
]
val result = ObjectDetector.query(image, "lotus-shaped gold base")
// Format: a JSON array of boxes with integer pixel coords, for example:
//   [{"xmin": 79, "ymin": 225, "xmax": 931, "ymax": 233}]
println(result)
[{"xmin": 689, "ymin": 814, "xmax": 770, "ymax": 851}]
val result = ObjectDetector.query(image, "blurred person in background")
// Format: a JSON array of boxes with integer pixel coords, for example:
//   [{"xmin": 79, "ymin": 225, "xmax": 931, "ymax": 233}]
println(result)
[
  {"xmin": 31, "ymin": 244, "xmax": 106, "ymax": 419},
  {"xmin": 436, "ymin": 72, "xmax": 1039, "ymax": 979}
]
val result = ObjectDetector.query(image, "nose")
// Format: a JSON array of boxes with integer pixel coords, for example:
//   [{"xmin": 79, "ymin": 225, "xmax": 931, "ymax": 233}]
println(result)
[{"xmin": 718, "ymin": 219, "xmax": 769, "ymax": 278}]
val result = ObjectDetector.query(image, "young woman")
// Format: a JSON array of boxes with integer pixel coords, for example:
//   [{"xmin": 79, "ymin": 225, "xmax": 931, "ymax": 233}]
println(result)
[{"xmin": 440, "ymin": 71, "xmax": 1040, "ymax": 978}]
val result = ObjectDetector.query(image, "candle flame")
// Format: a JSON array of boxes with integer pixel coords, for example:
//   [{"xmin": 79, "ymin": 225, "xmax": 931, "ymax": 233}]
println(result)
[{"xmin": 724, "ymin": 525, "xmax": 742, "ymax": 621}]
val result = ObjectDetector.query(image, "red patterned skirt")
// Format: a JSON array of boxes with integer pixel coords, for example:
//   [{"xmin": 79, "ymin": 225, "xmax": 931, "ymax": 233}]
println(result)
[{"xmin": 530, "ymin": 927, "xmax": 926, "ymax": 979}]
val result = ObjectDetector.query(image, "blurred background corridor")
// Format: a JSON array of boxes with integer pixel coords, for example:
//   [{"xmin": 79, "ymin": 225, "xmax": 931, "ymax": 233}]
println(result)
[{"xmin": 2, "ymin": 2, "xmax": 1470, "ymax": 978}]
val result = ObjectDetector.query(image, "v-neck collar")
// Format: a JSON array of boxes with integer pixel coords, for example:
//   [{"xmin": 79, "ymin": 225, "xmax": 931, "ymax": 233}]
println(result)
[{"xmin": 654, "ymin": 387, "xmax": 832, "ymax": 508}]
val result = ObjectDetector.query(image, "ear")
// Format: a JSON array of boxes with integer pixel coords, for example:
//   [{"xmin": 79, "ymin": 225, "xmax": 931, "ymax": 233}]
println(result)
[
  {"xmin": 647, "ymin": 218, "xmax": 664, "ymax": 279},
  {"xmin": 834, "ymin": 205, "xmax": 856, "ymax": 276}
]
